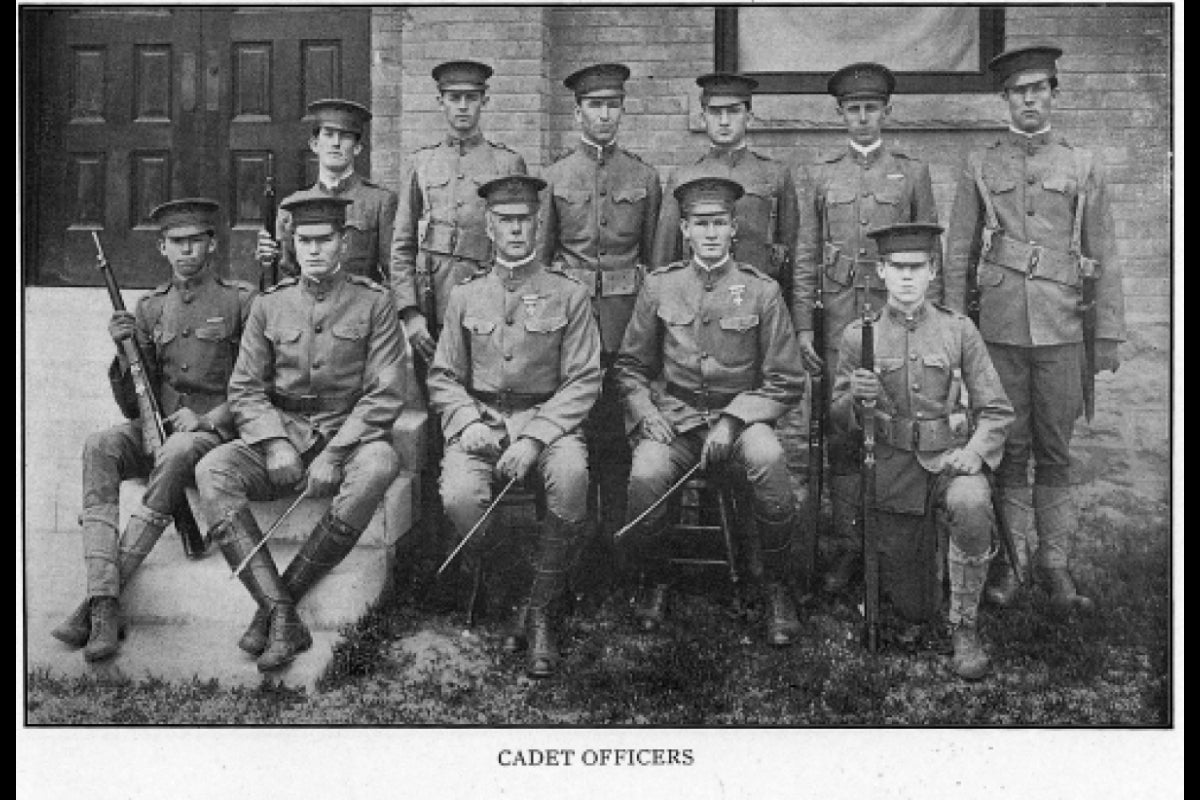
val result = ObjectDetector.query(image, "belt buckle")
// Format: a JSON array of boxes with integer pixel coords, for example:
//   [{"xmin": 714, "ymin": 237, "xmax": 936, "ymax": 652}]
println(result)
[
  {"xmin": 1028, "ymin": 245, "xmax": 1043, "ymax": 278},
  {"xmin": 911, "ymin": 419, "xmax": 921, "ymax": 449}
]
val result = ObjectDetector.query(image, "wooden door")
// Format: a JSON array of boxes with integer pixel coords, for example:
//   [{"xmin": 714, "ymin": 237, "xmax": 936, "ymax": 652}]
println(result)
[{"xmin": 22, "ymin": 6, "xmax": 370, "ymax": 288}]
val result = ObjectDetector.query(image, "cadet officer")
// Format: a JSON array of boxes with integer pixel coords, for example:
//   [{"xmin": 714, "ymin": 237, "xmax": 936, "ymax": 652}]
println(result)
[
  {"xmin": 537, "ymin": 62, "xmax": 662, "ymax": 541},
  {"xmin": 428, "ymin": 175, "xmax": 601, "ymax": 679},
  {"xmin": 651, "ymin": 72, "xmax": 798, "ymax": 294},
  {"xmin": 257, "ymin": 98, "xmax": 398, "ymax": 284},
  {"xmin": 944, "ymin": 45, "xmax": 1124, "ymax": 614},
  {"xmin": 390, "ymin": 61, "xmax": 528, "ymax": 364},
  {"xmin": 792, "ymin": 62, "xmax": 943, "ymax": 594},
  {"xmin": 195, "ymin": 194, "xmax": 407, "ymax": 672},
  {"xmin": 614, "ymin": 177, "xmax": 806, "ymax": 647},
  {"xmin": 52, "ymin": 199, "xmax": 256, "ymax": 661},
  {"xmin": 831, "ymin": 222, "xmax": 1013, "ymax": 679}
]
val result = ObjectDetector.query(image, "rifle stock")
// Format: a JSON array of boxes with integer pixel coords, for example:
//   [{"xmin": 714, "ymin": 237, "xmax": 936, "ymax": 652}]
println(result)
[
  {"xmin": 92, "ymin": 232, "xmax": 208, "ymax": 559},
  {"xmin": 859, "ymin": 296, "xmax": 880, "ymax": 652},
  {"xmin": 260, "ymin": 175, "xmax": 279, "ymax": 290}
]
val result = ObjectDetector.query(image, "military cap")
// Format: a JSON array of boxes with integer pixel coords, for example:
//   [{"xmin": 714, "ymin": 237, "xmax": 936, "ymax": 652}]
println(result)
[
  {"xmin": 477, "ymin": 174, "xmax": 548, "ymax": 208},
  {"xmin": 674, "ymin": 176, "xmax": 745, "ymax": 216},
  {"xmin": 696, "ymin": 72, "xmax": 759, "ymax": 105},
  {"xmin": 432, "ymin": 60, "xmax": 493, "ymax": 92},
  {"xmin": 306, "ymin": 98, "xmax": 372, "ymax": 136},
  {"xmin": 988, "ymin": 44, "xmax": 1063, "ymax": 90},
  {"xmin": 563, "ymin": 63, "xmax": 631, "ymax": 98},
  {"xmin": 279, "ymin": 193, "xmax": 353, "ymax": 227},
  {"xmin": 149, "ymin": 197, "xmax": 220, "ymax": 236},
  {"xmin": 867, "ymin": 222, "xmax": 944, "ymax": 261},
  {"xmin": 827, "ymin": 62, "xmax": 896, "ymax": 101}
]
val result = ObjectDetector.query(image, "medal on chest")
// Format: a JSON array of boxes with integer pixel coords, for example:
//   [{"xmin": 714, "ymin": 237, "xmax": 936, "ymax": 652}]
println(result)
[
  {"xmin": 728, "ymin": 284, "xmax": 746, "ymax": 307},
  {"xmin": 521, "ymin": 293, "xmax": 543, "ymax": 317}
]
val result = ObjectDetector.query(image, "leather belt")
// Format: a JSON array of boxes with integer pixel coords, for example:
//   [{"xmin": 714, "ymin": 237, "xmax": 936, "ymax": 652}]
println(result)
[
  {"xmin": 419, "ymin": 219, "xmax": 491, "ymax": 263},
  {"xmin": 469, "ymin": 388, "xmax": 554, "ymax": 412},
  {"xmin": 984, "ymin": 233, "xmax": 1083, "ymax": 288},
  {"xmin": 269, "ymin": 390, "xmax": 362, "ymax": 415},
  {"xmin": 873, "ymin": 412, "xmax": 956, "ymax": 453},
  {"xmin": 665, "ymin": 382, "xmax": 740, "ymax": 412}
]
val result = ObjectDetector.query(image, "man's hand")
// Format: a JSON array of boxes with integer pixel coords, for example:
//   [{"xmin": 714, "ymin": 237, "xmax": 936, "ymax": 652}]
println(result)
[
  {"xmin": 850, "ymin": 368, "xmax": 882, "ymax": 404},
  {"xmin": 263, "ymin": 439, "xmax": 304, "ymax": 489},
  {"xmin": 495, "ymin": 437, "xmax": 543, "ymax": 482},
  {"xmin": 255, "ymin": 229, "xmax": 281, "ymax": 267},
  {"xmin": 638, "ymin": 411, "xmax": 675, "ymax": 444},
  {"xmin": 166, "ymin": 407, "xmax": 210, "ymax": 434},
  {"xmin": 1095, "ymin": 339, "xmax": 1120, "ymax": 374},
  {"xmin": 940, "ymin": 447, "xmax": 984, "ymax": 476},
  {"xmin": 797, "ymin": 330, "xmax": 824, "ymax": 374},
  {"xmin": 700, "ymin": 416, "xmax": 743, "ymax": 470},
  {"xmin": 304, "ymin": 451, "xmax": 344, "ymax": 498},
  {"xmin": 459, "ymin": 422, "xmax": 504, "ymax": 458},
  {"xmin": 108, "ymin": 311, "xmax": 137, "ymax": 344},
  {"xmin": 402, "ymin": 311, "xmax": 437, "ymax": 362}
]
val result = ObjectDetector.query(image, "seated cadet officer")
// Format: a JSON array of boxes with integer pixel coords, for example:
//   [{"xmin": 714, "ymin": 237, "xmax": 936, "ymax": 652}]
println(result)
[
  {"xmin": 52, "ymin": 198, "xmax": 256, "ymax": 662},
  {"xmin": 614, "ymin": 176, "xmax": 806, "ymax": 647},
  {"xmin": 830, "ymin": 222, "xmax": 1014, "ymax": 680},
  {"xmin": 195, "ymin": 193, "xmax": 407, "ymax": 673},
  {"xmin": 427, "ymin": 175, "xmax": 601, "ymax": 679}
]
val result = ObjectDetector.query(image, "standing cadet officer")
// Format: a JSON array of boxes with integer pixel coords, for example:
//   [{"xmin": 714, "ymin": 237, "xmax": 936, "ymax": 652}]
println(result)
[
  {"xmin": 195, "ymin": 194, "xmax": 407, "ymax": 672},
  {"xmin": 614, "ymin": 177, "xmax": 806, "ymax": 647},
  {"xmin": 792, "ymin": 62, "xmax": 942, "ymax": 594},
  {"xmin": 831, "ymin": 223, "xmax": 1013, "ymax": 680},
  {"xmin": 944, "ymin": 45, "xmax": 1124, "ymax": 614},
  {"xmin": 257, "ymin": 98, "xmax": 398, "ymax": 284},
  {"xmin": 537, "ymin": 62, "xmax": 662, "ymax": 540},
  {"xmin": 651, "ymin": 72, "xmax": 798, "ymax": 294},
  {"xmin": 390, "ymin": 61, "xmax": 528, "ymax": 365},
  {"xmin": 52, "ymin": 199, "xmax": 256, "ymax": 661},
  {"xmin": 428, "ymin": 175, "xmax": 601, "ymax": 679}
]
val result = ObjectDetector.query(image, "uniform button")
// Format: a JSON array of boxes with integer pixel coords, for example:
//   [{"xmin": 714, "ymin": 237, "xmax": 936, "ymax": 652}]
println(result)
[
  {"xmin": 504, "ymin": 353, "xmax": 513, "ymax": 361},
  {"xmin": 506, "ymin": 317, "xmax": 514, "ymax": 325},
  {"xmin": 599, "ymin": 250, "xmax": 607, "ymax": 257},
  {"xmin": 182, "ymin": 328, "xmax": 191, "ymax": 337},
  {"xmin": 859, "ymin": 248, "xmax": 867, "ymax": 256},
  {"xmin": 314, "ymin": 324, "xmax": 323, "ymax": 333},
  {"xmin": 506, "ymin": 285, "xmax": 515, "ymax": 292},
  {"xmin": 600, "ymin": 218, "xmax": 608, "ymax": 226},
  {"xmin": 860, "ymin": 220, "xmax": 869, "ymax": 226},
  {"xmin": 911, "ymin": 383, "xmax": 919, "ymax": 391},
  {"xmin": 1027, "ymin": 175, "xmax": 1037, "ymax": 184},
  {"xmin": 704, "ymin": 284, "xmax": 714, "ymax": 292},
  {"xmin": 910, "ymin": 352, "xmax": 918, "ymax": 361},
  {"xmin": 700, "ymin": 352, "xmax": 709, "ymax": 359},
  {"xmin": 599, "ymin": 188, "xmax": 608, "ymax": 196},
  {"xmin": 316, "ymin": 294, "xmax": 326, "ymax": 301},
  {"xmin": 457, "ymin": 200, "xmax": 465, "ymax": 207},
  {"xmin": 862, "ymin": 191, "xmax": 870, "ymax": 198},
  {"xmin": 458, "ymin": 173, "xmax": 465, "ymax": 180},
  {"xmin": 182, "ymin": 294, "xmax": 193, "ymax": 304},
  {"xmin": 1027, "ymin": 209, "xmax": 1035, "ymax": 216},
  {"xmin": 701, "ymin": 315, "xmax": 710, "ymax": 324},
  {"xmin": 180, "ymin": 364, "xmax": 189, "ymax": 371},
  {"xmin": 313, "ymin": 361, "xmax": 322, "ymax": 369}
]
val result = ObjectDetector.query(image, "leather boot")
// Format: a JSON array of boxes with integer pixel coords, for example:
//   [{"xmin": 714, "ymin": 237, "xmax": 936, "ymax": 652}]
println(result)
[
  {"xmin": 525, "ymin": 607, "xmax": 558, "ymax": 679},
  {"xmin": 521, "ymin": 514, "xmax": 584, "ymax": 678},
  {"xmin": 951, "ymin": 623, "xmax": 991, "ymax": 680},
  {"xmin": 758, "ymin": 513, "xmax": 803, "ymax": 646},
  {"xmin": 764, "ymin": 582, "xmax": 802, "ymax": 647},
  {"xmin": 634, "ymin": 580, "xmax": 670, "ymax": 632},
  {"xmin": 212, "ymin": 507, "xmax": 310, "ymax": 666},
  {"xmin": 1033, "ymin": 486, "xmax": 1095, "ymax": 614},
  {"xmin": 53, "ymin": 508, "xmax": 168, "ymax": 649},
  {"xmin": 985, "ymin": 487, "xmax": 1032, "ymax": 607},
  {"xmin": 83, "ymin": 596, "xmax": 122, "ymax": 662},
  {"xmin": 502, "ymin": 604, "xmax": 528, "ymax": 654},
  {"xmin": 823, "ymin": 474, "xmax": 861, "ymax": 593}
]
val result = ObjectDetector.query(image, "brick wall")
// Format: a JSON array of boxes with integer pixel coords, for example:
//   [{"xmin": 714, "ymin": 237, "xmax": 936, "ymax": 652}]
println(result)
[{"xmin": 369, "ymin": 4, "xmax": 1172, "ymax": 339}]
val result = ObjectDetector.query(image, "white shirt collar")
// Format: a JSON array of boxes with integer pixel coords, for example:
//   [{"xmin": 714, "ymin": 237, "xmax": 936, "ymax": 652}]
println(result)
[
  {"xmin": 849, "ymin": 139, "xmax": 882, "ymax": 156},
  {"xmin": 1009, "ymin": 124, "xmax": 1052, "ymax": 137},
  {"xmin": 692, "ymin": 254, "xmax": 731, "ymax": 272},
  {"xmin": 495, "ymin": 252, "xmax": 537, "ymax": 271}
]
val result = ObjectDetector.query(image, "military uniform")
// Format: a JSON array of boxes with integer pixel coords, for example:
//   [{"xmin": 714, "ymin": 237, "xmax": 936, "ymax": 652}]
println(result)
[
  {"xmin": 53, "ymin": 199, "xmax": 256, "ymax": 662},
  {"xmin": 196, "ymin": 195, "xmax": 407, "ymax": 672},
  {"xmin": 943, "ymin": 45, "xmax": 1124, "ymax": 613},
  {"xmin": 791, "ymin": 62, "xmax": 942, "ymax": 592},
  {"xmin": 830, "ymin": 222, "xmax": 1014, "ymax": 679},
  {"xmin": 275, "ymin": 99, "xmax": 398, "ymax": 284},
  {"xmin": 615, "ymin": 177, "xmax": 806, "ymax": 647},
  {"xmin": 651, "ymin": 73, "xmax": 798, "ymax": 288},
  {"xmin": 428, "ymin": 175, "xmax": 602, "ymax": 679}
]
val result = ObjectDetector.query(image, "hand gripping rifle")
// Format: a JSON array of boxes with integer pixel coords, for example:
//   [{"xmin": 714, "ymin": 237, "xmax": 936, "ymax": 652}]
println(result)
[
  {"xmin": 259, "ymin": 175, "xmax": 279, "ymax": 290},
  {"xmin": 803, "ymin": 264, "xmax": 826, "ymax": 596},
  {"xmin": 859, "ymin": 294, "xmax": 880, "ymax": 653},
  {"xmin": 92, "ymin": 232, "xmax": 208, "ymax": 558}
]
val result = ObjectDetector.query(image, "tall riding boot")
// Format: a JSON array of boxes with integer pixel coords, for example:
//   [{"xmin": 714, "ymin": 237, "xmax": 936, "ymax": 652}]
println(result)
[
  {"xmin": 237, "ymin": 510, "xmax": 364, "ymax": 657},
  {"xmin": 54, "ymin": 507, "xmax": 169, "ymax": 649},
  {"xmin": 758, "ymin": 514, "xmax": 803, "ymax": 647},
  {"xmin": 212, "ymin": 507, "xmax": 311, "ymax": 671},
  {"xmin": 624, "ymin": 518, "xmax": 671, "ymax": 633},
  {"xmin": 523, "ymin": 514, "xmax": 585, "ymax": 679},
  {"xmin": 823, "ymin": 474, "xmax": 861, "ymax": 593},
  {"xmin": 984, "ymin": 486, "xmax": 1033, "ymax": 608},
  {"xmin": 1034, "ymin": 485, "xmax": 1095, "ymax": 615},
  {"xmin": 947, "ymin": 540, "xmax": 993, "ymax": 680}
]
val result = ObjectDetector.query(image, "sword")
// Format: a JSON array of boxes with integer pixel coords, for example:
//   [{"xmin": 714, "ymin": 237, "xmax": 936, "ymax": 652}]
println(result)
[
  {"xmin": 612, "ymin": 462, "xmax": 702, "ymax": 543},
  {"xmin": 230, "ymin": 488, "xmax": 311, "ymax": 579},
  {"xmin": 436, "ymin": 476, "xmax": 519, "ymax": 576}
]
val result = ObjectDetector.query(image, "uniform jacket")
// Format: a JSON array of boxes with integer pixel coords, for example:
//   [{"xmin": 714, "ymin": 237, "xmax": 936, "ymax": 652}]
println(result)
[
  {"xmin": 276, "ymin": 174, "xmax": 398, "ymax": 283},
  {"xmin": 943, "ymin": 130, "xmax": 1124, "ymax": 347},
  {"xmin": 536, "ymin": 139, "xmax": 662, "ymax": 352},
  {"xmin": 228, "ymin": 271, "xmax": 407, "ymax": 462},
  {"xmin": 830, "ymin": 301, "xmax": 1013, "ymax": 512},
  {"xmin": 426, "ymin": 260, "xmax": 601, "ymax": 447},
  {"xmin": 111, "ymin": 270, "xmax": 256, "ymax": 440},
  {"xmin": 792, "ymin": 145, "xmax": 941, "ymax": 340},
  {"xmin": 651, "ymin": 145, "xmax": 798, "ymax": 288},
  {"xmin": 390, "ymin": 132, "xmax": 527, "ymax": 319},
  {"xmin": 614, "ymin": 258, "xmax": 805, "ymax": 437}
]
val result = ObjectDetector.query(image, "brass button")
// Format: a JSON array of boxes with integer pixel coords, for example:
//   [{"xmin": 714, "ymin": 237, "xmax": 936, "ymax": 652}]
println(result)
[{"xmin": 182, "ymin": 328, "xmax": 191, "ymax": 337}]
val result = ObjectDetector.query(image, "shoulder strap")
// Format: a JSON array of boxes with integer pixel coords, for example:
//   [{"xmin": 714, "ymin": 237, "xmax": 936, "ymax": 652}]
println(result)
[{"xmin": 968, "ymin": 152, "xmax": 1001, "ymax": 235}]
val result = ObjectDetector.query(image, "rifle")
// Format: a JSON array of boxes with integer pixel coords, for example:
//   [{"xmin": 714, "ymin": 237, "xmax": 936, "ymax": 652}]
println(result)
[
  {"xmin": 259, "ymin": 175, "xmax": 279, "ymax": 290},
  {"xmin": 803, "ymin": 262, "xmax": 826, "ymax": 595},
  {"xmin": 1074, "ymin": 167, "xmax": 1098, "ymax": 422},
  {"xmin": 92, "ymin": 232, "xmax": 208, "ymax": 558},
  {"xmin": 859, "ymin": 292, "xmax": 880, "ymax": 652}
]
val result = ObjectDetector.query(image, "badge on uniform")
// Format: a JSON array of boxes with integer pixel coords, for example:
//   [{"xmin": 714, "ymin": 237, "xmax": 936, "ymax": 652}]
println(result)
[
  {"xmin": 522, "ymin": 293, "xmax": 542, "ymax": 316},
  {"xmin": 206, "ymin": 316, "xmax": 225, "ymax": 324},
  {"xmin": 729, "ymin": 284, "xmax": 746, "ymax": 306},
  {"xmin": 887, "ymin": 173, "xmax": 905, "ymax": 180}
]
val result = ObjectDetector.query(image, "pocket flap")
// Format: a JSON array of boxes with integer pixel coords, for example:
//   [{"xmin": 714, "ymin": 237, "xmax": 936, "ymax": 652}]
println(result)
[
  {"xmin": 269, "ymin": 327, "xmax": 302, "ymax": 344},
  {"xmin": 554, "ymin": 186, "xmax": 591, "ymax": 204},
  {"xmin": 1041, "ymin": 175, "xmax": 1076, "ymax": 194},
  {"xmin": 718, "ymin": 314, "xmax": 760, "ymax": 332},
  {"xmin": 982, "ymin": 164, "xmax": 1017, "ymax": 193},
  {"xmin": 877, "ymin": 356, "xmax": 905, "ymax": 373},
  {"xmin": 332, "ymin": 323, "xmax": 367, "ymax": 341},
  {"xmin": 194, "ymin": 324, "xmax": 229, "ymax": 342},
  {"xmin": 922, "ymin": 354, "xmax": 950, "ymax": 369},
  {"xmin": 463, "ymin": 316, "xmax": 497, "ymax": 335},
  {"xmin": 524, "ymin": 315, "xmax": 568, "ymax": 333},
  {"xmin": 826, "ymin": 185, "xmax": 856, "ymax": 204},
  {"xmin": 613, "ymin": 187, "xmax": 648, "ymax": 204},
  {"xmin": 657, "ymin": 306, "xmax": 695, "ymax": 326}
]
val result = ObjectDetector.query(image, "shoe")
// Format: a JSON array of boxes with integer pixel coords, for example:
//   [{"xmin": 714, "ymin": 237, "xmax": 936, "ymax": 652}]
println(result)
[
  {"xmin": 1038, "ymin": 567, "xmax": 1095, "ymax": 615},
  {"xmin": 525, "ymin": 608, "xmax": 559, "ymax": 679},
  {"xmin": 822, "ymin": 550, "xmax": 859, "ymax": 594},
  {"xmin": 633, "ymin": 583, "xmax": 669, "ymax": 633},
  {"xmin": 83, "ymin": 597, "xmax": 123, "ymax": 662},
  {"xmin": 256, "ymin": 604, "xmax": 312, "ymax": 672},
  {"xmin": 764, "ymin": 582, "xmax": 802, "ymax": 647},
  {"xmin": 51, "ymin": 600, "xmax": 92, "ymax": 649},
  {"xmin": 238, "ymin": 606, "xmax": 270, "ymax": 657},
  {"xmin": 950, "ymin": 624, "xmax": 991, "ymax": 681}
]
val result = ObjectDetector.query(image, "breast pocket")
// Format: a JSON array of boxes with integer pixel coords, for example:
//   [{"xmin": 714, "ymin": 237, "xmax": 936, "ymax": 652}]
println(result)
[
  {"xmin": 875, "ymin": 355, "xmax": 906, "ymax": 397},
  {"xmin": 1038, "ymin": 174, "xmax": 1078, "ymax": 220},
  {"xmin": 610, "ymin": 186, "xmax": 648, "ymax": 240},
  {"xmin": 523, "ymin": 314, "xmax": 568, "ymax": 363},
  {"xmin": 824, "ymin": 184, "xmax": 858, "ymax": 230},
  {"xmin": 656, "ymin": 305, "xmax": 696, "ymax": 354},
  {"xmin": 342, "ymin": 213, "xmax": 375, "ymax": 265},
  {"xmin": 553, "ymin": 186, "xmax": 591, "ymax": 235},
  {"xmin": 331, "ymin": 321, "xmax": 369, "ymax": 362},
  {"xmin": 267, "ymin": 327, "xmax": 304, "ymax": 370},
  {"xmin": 716, "ymin": 313, "xmax": 760, "ymax": 368},
  {"xmin": 422, "ymin": 167, "xmax": 454, "ymax": 209},
  {"xmin": 868, "ymin": 182, "xmax": 906, "ymax": 226},
  {"xmin": 194, "ymin": 320, "xmax": 238, "ymax": 383},
  {"xmin": 982, "ymin": 163, "xmax": 1018, "ymax": 197},
  {"xmin": 920, "ymin": 353, "xmax": 952, "ymax": 401}
]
